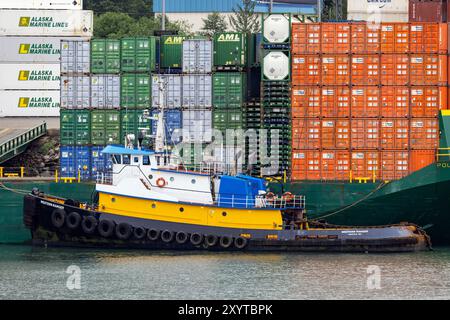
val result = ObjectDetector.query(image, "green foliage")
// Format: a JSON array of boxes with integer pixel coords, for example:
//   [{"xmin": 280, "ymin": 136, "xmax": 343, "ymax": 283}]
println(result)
[
  {"xmin": 84, "ymin": 0, "xmax": 153, "ymax": 19},
  {"xmin": 201, "ymin": 12, "xmax": 228, "ymax": 38},
  {"xmin": 229, "ymin": 0, "xmax": 260, "ymax": 33}
]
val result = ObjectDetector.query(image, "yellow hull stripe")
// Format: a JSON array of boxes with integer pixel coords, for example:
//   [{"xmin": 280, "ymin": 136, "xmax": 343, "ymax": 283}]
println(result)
[{"xmin": 98, "ymin": 193, "xmax": 283, "ymax": 231}]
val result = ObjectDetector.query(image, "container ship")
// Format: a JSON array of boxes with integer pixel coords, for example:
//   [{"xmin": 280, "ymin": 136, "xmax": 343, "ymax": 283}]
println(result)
[{"xmin": 1, "ymin": 11, "xmax": 450, "ymax": 245}]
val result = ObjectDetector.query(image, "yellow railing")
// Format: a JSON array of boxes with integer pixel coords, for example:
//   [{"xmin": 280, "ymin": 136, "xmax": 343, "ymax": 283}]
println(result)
[
  {"xmin": 0, "ymin": 167, "xmax": 25, "ymax": 178},
  {"xmin": 54, "ymin": 169, "xmax": 82, "ymax": 183},
  {"xmin": 436, "ymin": 147, "xmax": 450, "ymax": 162}
]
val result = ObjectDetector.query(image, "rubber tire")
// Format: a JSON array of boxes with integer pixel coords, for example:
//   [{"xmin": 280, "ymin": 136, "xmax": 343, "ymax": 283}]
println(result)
[
  {"xmin": 66, "ymin": 212, "xmax": 81, "ymax": 230},
  {"xmin": 190, "ymin": 233, "xmax": 203, "ymax": 246},
  {"xmin": 98, "ymin": 219, "xmax": 115, "ymax": 238},
  {"xmin": 51, "ymin": 209, "xmax": 66, "ymax": 229},
  {"xmin": 219, "ymin": 236, "xmax": 233, "ymax": 249},
  {"xmin": 205, "ymin": 235, "xmax": 218, "ymax": 247},
  {"xmin": 147, "ymin": 229, "xmax": 160, "ymax": 241},
  {"xmin": 133, "ymin": 227, "xmax": 146, "ymax": 240},
  {"xmin": 234, "ymin": 237, "xmax": 248, "ymax": 249},
  {"xmin": 81, "ymin": 216, "xmax": 97, "ymax": 235},
  {"xmin": 161, "ymin": 230, "xmax": 174, "ymax": 243},
  {"xmin": 115, "ymin": 223, "xmax": 132, "ymax": 240},
  {"xmin": 175, "ymin": 232, "xmax": 188, "ymax": 244}
]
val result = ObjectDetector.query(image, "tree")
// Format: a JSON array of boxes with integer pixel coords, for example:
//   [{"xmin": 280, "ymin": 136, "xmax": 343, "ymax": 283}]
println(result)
[
  {"xmin": 94, "ymin": 12, "xmax": 136, "ymax": 38},
  {"xmin": 229, "ymin": 0, "xmax": 260, "ymax": 33},
  {"xmin": 84, "ymin": 0, "xmax": 153, "ymax": 19},
  {"xmin": 201, "ymin": 12, "xmax": 227, "ymax": 37}
]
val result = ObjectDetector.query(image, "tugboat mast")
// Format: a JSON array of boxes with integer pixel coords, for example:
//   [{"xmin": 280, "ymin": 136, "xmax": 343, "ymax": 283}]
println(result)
[{"xmin": 154, "ymin": 80, "xmax": 166, "ymax": 153}]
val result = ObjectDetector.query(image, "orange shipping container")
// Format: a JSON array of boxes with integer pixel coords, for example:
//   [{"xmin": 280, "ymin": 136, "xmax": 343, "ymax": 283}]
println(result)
[
  {"xmin": 321, "ymin": 55, "xmax": 350, "ymax": 85},
  {"xmin": 321, "ymin": 23, "xmax": 350, "ymax": 54},
  {"xmin": 322, "ymin": 119, "xmax": 350, "ymax": 149},
  {"xmin": 381, "ymin": 54, "xmax": 409, "ymax": 85},
  {"xmin": 410, "ymin": 119, "xmax": 440, "ymax": 149},
  {"xmin": 291, "ymin": 23, "xmax": 321, "ymax": 55},
  {"xmin": 411, "ymin": 87, "xmax": 447, "ymax": 117},
  {"xmin": 380, "ymin": 119, "xmax": 409, "ymax": 149},
  {"xmin": 321, "ymin": 87, "xmax": 350, "ymax": 118},
  {"xmin": 350, "ymin": 23, "xmax": 381, "ymax": 54},
  {"xmin": 291, "ymin": 87, "xmax": 320, "ymax": 118},
  {"xmin": 381, "ymin": 23, "xmax": 409, "ymax": 53},
  {"xmin": 409, "ymin": 54, "xmax": 447, "ymax": 86},
  {"xmin": 351, "ymin": 87, "xmax": 380, "ymax": 117},
  {"xmin": 351, "ymin": 55, "xmax": 380, "ymax": 85},
  {"xmin": 292, "ymin": 119, "xmax": 321, "ymax": 149},
  {"xmin": 381, "ymin": 86, "xmax": 409, "ymax": 118},
  {"xmin": 410, "ymin": 150, "xmax": 436, "ymax": 173},
  {"xmin": 409, "ymin": 23, "xmax": 447, "ymax": 54},
  {"xmin": 322, "ymin": 151, "xmax": 351, "ymax": 181},
  {"xmin": 381, "ymin": 151, "xmax": 409, "ymax": 181},
  {"xmin": 292, "ymin": 55, "xmax": 321, "ymax": 85},
  {"xmin": 291, "ymin": 151, "xmax": 321, "ymax": 180},
  {"xmin": 351, "ymin": 151, "xmax": 380, "ymax": 178},
  {"xmin": 351, "ymin": 119, "xmax": 380, "ymax": 149}
]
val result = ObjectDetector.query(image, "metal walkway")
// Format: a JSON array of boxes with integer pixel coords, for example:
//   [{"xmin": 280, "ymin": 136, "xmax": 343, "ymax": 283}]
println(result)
[{"xmin": 0, "ymin": 123, "xmax": 47, "ymax": 164}]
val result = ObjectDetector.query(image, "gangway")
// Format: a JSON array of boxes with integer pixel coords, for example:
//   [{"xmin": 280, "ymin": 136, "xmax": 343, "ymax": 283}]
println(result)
[{"xmin": 0, "ymin": 123, "xmax": 47, "ymax": 164}]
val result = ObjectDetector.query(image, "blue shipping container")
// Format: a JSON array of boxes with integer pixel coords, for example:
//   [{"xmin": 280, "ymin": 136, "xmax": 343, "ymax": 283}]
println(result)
[
  {"xmin": 91, "ymin": 146, "xmax": 113, "ymax": 178},
  {"xmin": 75, "ymin": 146, "xmax": 91, "ymax": 181},
  {"xmin": 60, "ymin": 146, "xmax": 76, "ymax": 178},
  {"xmin": 151, "ymin": 109, "xmax": 182, "ymax": 144}
]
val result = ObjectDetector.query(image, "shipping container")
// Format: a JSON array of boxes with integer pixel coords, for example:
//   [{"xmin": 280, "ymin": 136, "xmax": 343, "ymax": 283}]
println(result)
[
  {"xmin": 351, "ymin": 119, "xmax": 380, "ymax": 149},
  {"xmin": 121, "ymin": 74, "xmax": 151, "ymax": 109},
  {"xmin": 151, "ymin": 109, "xmax": 182, "ymax": 144},
  {"xmin": 291, "ymin": 87, "xmax": 321, "ymax": 118},
  {"xmin": 380, "ymin": 151, "xmax": 409, "ymax": 181},
  {"xmin": 91, "ymin": 75, "xmax": 120, "ymax": 109},
  {"xmin": 262, "ymin": 13, "xmax": 291, "ymax": 44},
  {"xmin": 182, "ymin": 110, "xmax": 212, "ymax": 143},
  {"xmin": 351, "ymin": 151, "xmax": 380, "ymax": 179},
  {"xmin": 292, "ymin": 119, "xmax": 321, "ymax": 149},
  {"xmin": 381, "ymin": 86, "xmax": 410, "ymax": 117},
  {"xmin": 60, "ymin": 109, "xmax": 90, "ymax": 145},
  {"xmin": 351, "ymin": 87, "xmax": 381, "ymax": 117},
  {"xmin": 321, "ymin": 55, "xmax": 350, "ymax": 85},
  {"xmin": 91, "ymin": 39, "xmax": 121, "ymax": 74},
  {"xmin": 292, "ymin": 55, "xmax": 320, "ymax": 85},
  {"xmin": 410, "ymin": 150, "xmax": 436, "ymax": 172},
  {"xmin": 75, "ymin": 146, "xmax": 91, "ymax": 181},
  {"xmin": 90, "ymin": 110, "xmax": 121, "ymax": 145},
  {"xmin": 321, "ymin": 87, "xmax": 350, "ymax": 118},
  {"xmin": 91, "ymin": 146, "xmax": 113, "ymax": 178},
  {"xmin": 0, "ymin": 10, "xmax": 93, "ymax": 37},
  {"xmin": 380, "ymin": 119, "xmax": 409, "ymax": 149},
  {"xmin": 291, "ymin": 23, "xmax": 321, "ymax": 55},
  {"xmin": 409, "ymin": 23, "xmax": 448, "ymax": 53},
  {"xmin": 0, "ymin": 63, "xmax": 60, "ymax": 90},
  {"xmin": 347, "ymin": 0, "xmax": 409, "ymax": 14},
  {"xmin": 60, "ymin": 146, "xmax": 76, "ymax": 178},
  {"xmin": 61, "ymin": 40, "xmax": 90, "ymax": 74},
  {"xmin": 291, "ymin": 151, "xmax": 321, "ymax": 180},
  {"xmin": 212, "ymin": 73, "xmax": 245, "ymax": 109},
  {"xmin": 321, "ymin": 23, "xmax": 350, "ymax": 54},
  {"xmin": 60, "ymin": 75, "xmax": 90, "ymax": 109},
  {"xmin": 0, "ymin": 90, "xmax": 59, "ymax": 117},
  {"xmin": 351, "ymin": 55, "xmax": 380, "ymax": 85},
  {"xmin": 410, "ymin": 118, "xmax": 440, "ymax": 149},
  {"xmin": 182, "ymin": 39, "xmax": 212, "ymax": 73},
  {"xmin": 213, "ymin": 32, "xmax": 246, "ymax": 68},
  {"xmin": 350, "ymin": 22, "xmax": 381, "ymax": 54},
  {"xmin": 410, "ymin": 86, "xmax": 447, "ymax": 117},
  {"xmin": 151, "ymin": 74, "xmax": 181, "ymax": 108},
  {"xmin": 120, "ymin": 109, "xmax": 153, "ymax": 146},
  {"xmin": 409, "ymin": 0, "xmax": 447, "ymax": 22},
  {"xmin": 409, "ymin": 54, "xmax": 447, "ymax": 85},
  {"xmin": 121, "ymin": 37, "xmax": 157, "ymax": 73},
  {"xmin": 0, "ymin": 37, "xmax": 88, "ymax": 63},
  {"xmin": 213, "ymin": 110, "xmax": 243, "ymax": 131},
  {"xmin": 0, "ymin": 0, "xmax": 82, "ymax": 9},
  {"xmin": 380, "ymin": 54, "xmax": 409, "ymax": 85},
  {"xmin": 380, "ymin": 23, "xmax": 410, "ymax": 53},
  {"xmin": 160, "ymin": 35, "xmax": 187, "ymax": 69},
  {"xmin": 321, "ymin": 120, "xmax": 351, "ymax": 149},
  {"xmin": 347, "ymin": 13, "xmax": 409, "ymax": 23},
  {"xmin": 182, "ymin": 74, "xmax": 212, "ymax": 109},
  {"xmin": 263, "ymin": 51, "xmax": 290, "ymax": 81}
]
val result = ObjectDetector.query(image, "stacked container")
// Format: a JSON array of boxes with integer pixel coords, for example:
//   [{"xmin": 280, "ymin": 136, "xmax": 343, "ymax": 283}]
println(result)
[
  {"xmin": 290, "ymin": 22, "xmax": 448, "ymax": 182},
  {"xmin": 261, "ymin": 14, "xmax": 292, "ymax": 177},
  {"xmin": 0, "ymin": 5, "xmax": 93, "ymax": 117}
]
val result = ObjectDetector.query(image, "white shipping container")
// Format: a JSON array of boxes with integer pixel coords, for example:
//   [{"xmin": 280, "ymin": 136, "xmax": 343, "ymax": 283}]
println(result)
[
  {"xmin": 0, "ymin": 10, "xmax": 93, "ymax": 37},
  {"xmin": 0, "ymin": 0, "xmax": 82, "ymax": 10},
  {"xmin": 182, "ymin": 110, "xmax": 212, "ymax": 143},
  {"xmin": 0, "ymin": 90, "xmax": 59, "ymax": 117},
  {"xmin": 0, "ymin": 37, "xmax": 89, "ymax": 63},
  {"xmin": 347, "ymin": 0, "xmax": 408, "ymax": 14},
  {"xmin": 347, "ymin": 12, "xmax": 409, "ymax": 22},
  {"xmin": 0, "ymin": 63, "xmax": 60, "ymax": 90}
]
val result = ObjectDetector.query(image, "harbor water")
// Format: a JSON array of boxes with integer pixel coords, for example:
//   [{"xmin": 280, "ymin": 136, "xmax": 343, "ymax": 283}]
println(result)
[{"xmin": 0, "ymin": 245, "xmax": 449, "ymax": 300}]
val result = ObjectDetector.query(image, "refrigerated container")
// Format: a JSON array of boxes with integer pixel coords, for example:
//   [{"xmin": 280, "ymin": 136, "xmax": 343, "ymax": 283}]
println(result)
[
  {"xmin": 60, "ymin": 75, "xmax": 90, "ymax": 109},
  {"xmin": 182, "ymin": 74, "xmax": 212, "ymax": 109},
  {"xmin": 61, "ymin": 40, "xmax": 90, "ymax": 74},
  {"xmin": 91, "ymin": 75, "xmax": 120, "ymax": 109},
  {"xmin": 0, "ymin": 0, "xmax": 82, "ymax": 10},
  {"xmin": 0, "ymin": 63, "xmax": 60, "ymax": 90},
  {"xmin": 0, "ymin": 90, "xmax": 60, "ymax": 117}
]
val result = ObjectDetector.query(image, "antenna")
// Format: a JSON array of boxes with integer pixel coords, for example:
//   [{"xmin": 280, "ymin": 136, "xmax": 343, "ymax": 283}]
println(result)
[{"xmin": 154, "ymin": 79, "xmax": 167, "ymax": 153}]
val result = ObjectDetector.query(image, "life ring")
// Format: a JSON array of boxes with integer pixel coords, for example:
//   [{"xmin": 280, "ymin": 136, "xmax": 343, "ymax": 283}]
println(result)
[
  {"xmin": 283, "ymin": 192, "xmax": 295, "ymax": 202},
  {"xmin": 156, "ymin": 177, "xmax": 166, "ymax": 188},
  {"xmin": 266, "ymin": 192, "xmax": 275, "ymax": 201}
]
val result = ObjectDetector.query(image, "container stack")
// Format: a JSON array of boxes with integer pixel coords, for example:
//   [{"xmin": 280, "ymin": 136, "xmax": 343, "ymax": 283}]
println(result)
[
  {"xmin": 0, "ymin": 2, "xmax": 93, "ymax": 117},
  {"xmin": 261, "ymin": 14, "xmax": 292, "ymax": 177},
  {"xmin": 290, "ymin": 22, "xmax": 448, "ymax": 182}
]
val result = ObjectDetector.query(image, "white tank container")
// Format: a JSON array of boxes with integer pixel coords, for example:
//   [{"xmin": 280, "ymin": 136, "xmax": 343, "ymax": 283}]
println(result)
[
  {"xmin": 0, "ymin": 90, "xmax": 59, "ymax": 117},
  {"xmin": 263, "ymin": 51, "xmax": 290, "ymax": 81},
  {"xmin": 0, "ymin": 0, "xmax": 82, "ymax": 10},
  {"xmin": 347, "ymin": 0, "xmax": 408, "ymax": 22},
  {"xmin": 0, "ymin": 10, "xmax": 93, "ymax": 37},
  {"xmin": 0, "ymin": 37, "xmax": 88, "ymax": 63},
  {"xmin": 263, "ymin": 14, "xmax": 290, "ymax": 44},
  {"xmin": 0, "ymin": 63, "xmax": 60, "ymax": 90}
]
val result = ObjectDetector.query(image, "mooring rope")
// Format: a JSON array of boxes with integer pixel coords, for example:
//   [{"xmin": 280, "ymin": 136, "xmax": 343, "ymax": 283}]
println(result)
[{"xmin": 0, "ymin": 182, "xmax": 30, "ymax": 195}]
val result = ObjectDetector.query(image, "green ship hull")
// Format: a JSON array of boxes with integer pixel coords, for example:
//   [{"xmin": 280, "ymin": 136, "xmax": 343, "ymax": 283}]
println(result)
[{"xmin": 1, "ymin": 160, "xmax": 449, "ymax": 245}]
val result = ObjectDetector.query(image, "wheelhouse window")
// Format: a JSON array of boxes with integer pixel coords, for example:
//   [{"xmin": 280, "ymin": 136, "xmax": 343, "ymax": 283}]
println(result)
[
  {"xmin": 143, "ymin": 156, "xmax": 150, "ymax": 165},
  {"xmin": 134, "ymin": 157, "xmax": 139, "ymax": 164},
  {"xmin": 123, "ymin": 154, "xmax": 131, "ymax": 165},
  {"xmin": 112, "ymin": 154, "xmax": 121, "ymax": 164}
]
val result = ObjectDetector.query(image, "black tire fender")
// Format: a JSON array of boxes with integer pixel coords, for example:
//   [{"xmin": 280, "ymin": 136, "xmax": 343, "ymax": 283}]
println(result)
[
  {"xmin": 66, "ymin": 212, "xmax": 82, "ymax": 230},
  {"xmin": 205, "ymin": 234, "xmax": 218, "ymax": 247},
  {"xmin": 219, "ymin": 236, "xmax": 233, "ymax": 249},
  {"xmin": 115, "ymin": 223, "xmax": 133, "ymax": 240},
  {"xmin": 51, "ymin": 209, "xmax": 66, "ymax": 229},
  {"xmin": 147, "ymin": 229, "xmax": 160, "ymax": 241},
  {"xmin": 190, "ymin": 233, "xmax": 203, "ymax": 246},
  {"xmin": 81, "ymin": 216, "xmax": 98, "ymax": 235},
  {"xmin": 175, "ymin": 231, "xmax": 188, "ymax": 244},
  {"xmin": 133, "ymin": 227, "xmax": 146, "ymax": 240},
  {"xmin": 98, "ymin": 219, "xmax": 115, "ymax": 238},
  {"xmin": 234, "ymin": 236, "xmax": 248, "ymax": 249},
  {"xmin": 161, "ymin": 230, "xmax": 174, "ymax": 243}
]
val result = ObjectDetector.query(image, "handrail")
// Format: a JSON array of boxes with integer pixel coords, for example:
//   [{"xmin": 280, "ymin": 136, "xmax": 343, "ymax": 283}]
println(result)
[{"xmin": 436, "ymin": 147, "xmax": 450, "ymax": 162}]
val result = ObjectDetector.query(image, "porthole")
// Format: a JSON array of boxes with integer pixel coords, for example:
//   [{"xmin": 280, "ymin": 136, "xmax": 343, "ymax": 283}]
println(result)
[
  {"xmin": 151, "ymin": 203, "xmax": 156, "ymax": 209},
  {"xmin": 179, "ymin": 207, "xmax": 184, "ymax": 212},
  {"xmin": 222, "ymin": 212, "xmax": 227, "ymax": 217},
  {"xmin": 148, "ymin": 174, "xmax": 153, "ymax": 180},
  {"xmin": 191, "ymin": 179, "xmax": 196, "ymax": 184},
  {"xmin": 111, "ymin": 198, "xmax": 116, "ymax": 203},
  {"xmin": 170, "ymin": 177, "xmax": 175, "ymax": 182}
]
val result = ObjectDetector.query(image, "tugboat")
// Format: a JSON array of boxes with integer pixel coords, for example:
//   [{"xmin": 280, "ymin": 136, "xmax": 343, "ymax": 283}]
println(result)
[{"xmin": 22, "ymin": 83, "xmax": 431, "ymax": 253}]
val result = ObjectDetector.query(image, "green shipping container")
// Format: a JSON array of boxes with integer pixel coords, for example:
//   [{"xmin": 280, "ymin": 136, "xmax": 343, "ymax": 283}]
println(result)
[
  {"xmin": 213, "ymin": 32, "xmax": 246, "ymax": 68},
  {"xmin": 91, "ymin": 110, "xmax": 106, "ymax": 145},
  {"xmin": 120, "ymin": 109, "xmax": 152, "ymax": 146},
  {"xmin": 105, "ymin": 110, "xmax": 121, "ymax": 145},
  {"xmin": 91, "ymin": 39, "xmax": 121, "ymax": 74},
  {"xmin": 213, "ymin": 110, "xmax": 243, "ymax": 131},
  {"xmin": 60, "ymin": 110, "xmax": 90, "ymax": 145},
  {"xmin": 121, "ymin": 37, "xmax": 156, "ymax": 73},
  {"xmin": 213, "ymin": 73, "xmax": 246, "ymax": 110},
  {"xmin": 160, "ymin": 35, "xmax": 187, "ymax": 69},
  {"xmin": 120, "ymin": 74, "xmax": 151, "ymax": 109}
]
